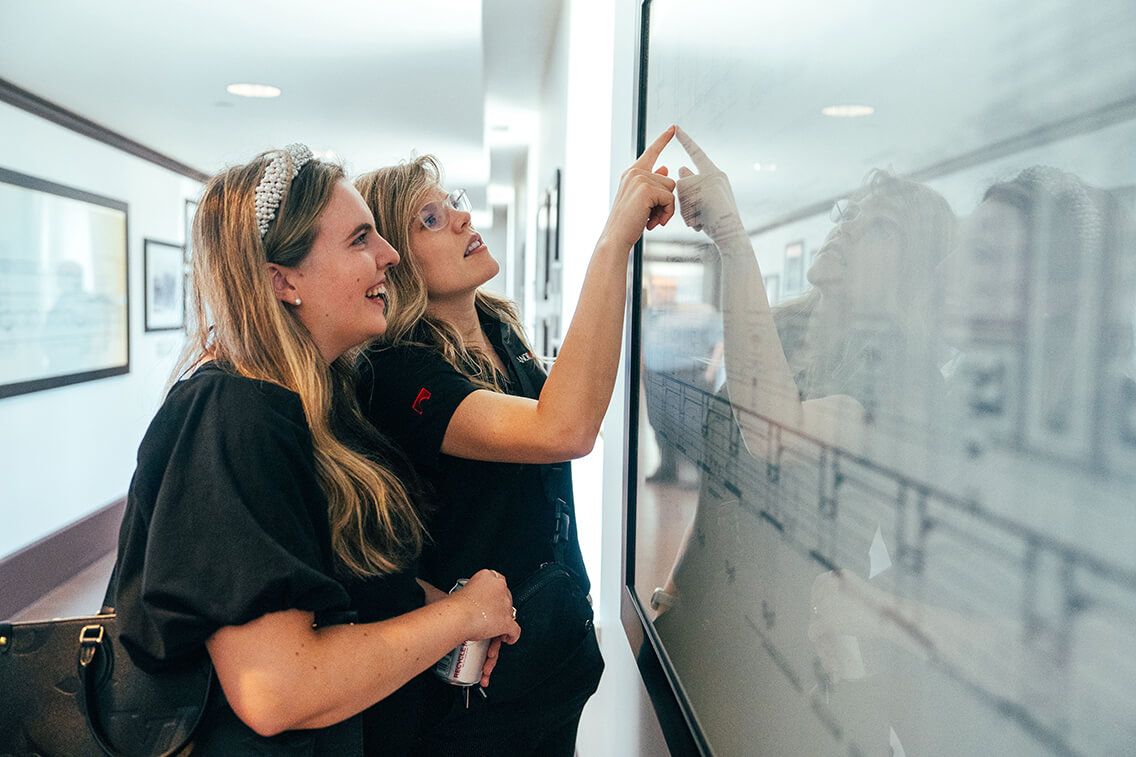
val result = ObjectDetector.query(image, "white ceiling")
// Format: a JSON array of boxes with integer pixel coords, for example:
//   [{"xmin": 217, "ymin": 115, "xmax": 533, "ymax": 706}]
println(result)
[
  {"xmin": 4, "ymin": 0, "xmax": 1134, "ymax": 236},
  {"xmin": 0, "ymin": 0, "xmax": 563, "ymax": 211}
]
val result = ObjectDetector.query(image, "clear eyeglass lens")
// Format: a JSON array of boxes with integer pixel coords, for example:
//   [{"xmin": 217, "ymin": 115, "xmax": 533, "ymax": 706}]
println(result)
[
  {"xmin": 418, "ymin": 189, "xmax": 470, "ymax": 232},
  {"xmin": 830, "ymin": 199, "xmax": 861, "ymax": 224},
  {"xmin": 418, "ymin": 202, "xmax": 446, "ymax": 231},
  {"xmin": 448, "ymin": 189, "xmax": 471, "ymax": 213}
]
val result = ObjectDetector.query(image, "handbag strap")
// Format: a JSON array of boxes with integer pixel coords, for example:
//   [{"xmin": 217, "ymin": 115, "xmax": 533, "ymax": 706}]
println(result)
[
  {"xmin": 76, "ymin": 622, "xmax": 214, "ymax": 757},
  {"xmin": 496, "ymin": 319, "xmax": 576, "ymax": 567}
]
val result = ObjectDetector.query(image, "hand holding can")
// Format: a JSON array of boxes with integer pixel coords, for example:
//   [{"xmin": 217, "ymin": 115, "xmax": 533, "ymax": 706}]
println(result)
[{"xmin": 434, "ymin": 569, "xmax": 521, "ymax": 689}]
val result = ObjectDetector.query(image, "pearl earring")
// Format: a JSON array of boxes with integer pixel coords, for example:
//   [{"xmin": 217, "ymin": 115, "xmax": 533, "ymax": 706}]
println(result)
[{"xmin": 294, "ymin": 298, "xmax": 302, "ymax": 306}]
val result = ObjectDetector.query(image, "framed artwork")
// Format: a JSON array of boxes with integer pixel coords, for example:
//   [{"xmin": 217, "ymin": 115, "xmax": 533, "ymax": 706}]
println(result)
[
  {"xmin": 0, "ymin": 166, "xmax": 129, "ymax": 399},
  {"xmin": 143, "ymin": 238, "xmax": 185, "ymax": 332},
  {"xmin": 763, "ymin": 273, "xmax": 781, "ymax": 305},
  {"xmin": 783, "ymin": 239, "xmax": 805, "ymax": 294},
  {"xmin": 183, "ymin": 198, "xmax": 198, "ymax": 331}
]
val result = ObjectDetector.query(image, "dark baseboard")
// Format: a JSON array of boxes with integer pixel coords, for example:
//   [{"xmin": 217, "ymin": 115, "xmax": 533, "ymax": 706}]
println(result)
[{"xmin": 0, "ymin": 498, "xmax": 125, "ymax": 620}]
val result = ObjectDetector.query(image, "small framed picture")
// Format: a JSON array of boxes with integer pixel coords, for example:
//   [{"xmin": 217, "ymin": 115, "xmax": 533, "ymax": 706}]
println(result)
[
  {"xmin": 144, "ymin": 238, "xmax": 186, "ymax": 332},
  {"xmin": 183, "ymin": 199, "xmax": 198, "ymax": 262},
  {"xmin": 183, "ymin": 199, "xmax": 199, "ymax": 331},
  {"xmin": 783, "ymin": 240, "xmax": 805, "ymax": 294},
  {"xmin": 763, "ymin": 274, "xmax": 781, "ymax": 305}
]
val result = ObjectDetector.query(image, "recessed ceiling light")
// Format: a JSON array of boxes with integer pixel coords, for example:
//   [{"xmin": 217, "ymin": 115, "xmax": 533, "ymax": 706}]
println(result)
[
  {"xmin": 226, "ymin": 83, "xmax": 281, "ymax": 98},
  {"xmin": 821, "ymin": 105, "xmax": 874, "ymax": 117}
]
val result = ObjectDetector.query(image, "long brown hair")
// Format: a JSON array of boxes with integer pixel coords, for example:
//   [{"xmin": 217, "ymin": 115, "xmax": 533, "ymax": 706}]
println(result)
[
  {"xmin": 354, "ymin": 156, "xmax": 531, "ymax": 390},
  {"xmin": 176, "ymin": 148, "xmax": 426, "ymax": 577}
]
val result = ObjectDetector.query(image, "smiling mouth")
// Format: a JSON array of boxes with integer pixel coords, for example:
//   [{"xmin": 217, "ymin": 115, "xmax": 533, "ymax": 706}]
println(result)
[
  {"xmin": 365, "ymin": 283, "xmax": 388, "ymax": 310},
  {"xmin": 465, "ymin": 237, "xmax": 484, "ymax": 257}
]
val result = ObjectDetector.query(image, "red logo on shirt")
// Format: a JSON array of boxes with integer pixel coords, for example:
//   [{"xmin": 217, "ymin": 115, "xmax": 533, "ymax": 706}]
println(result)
[{"xmin": 412, "ymin": 387, "xmax": 431, "ymax": 415}]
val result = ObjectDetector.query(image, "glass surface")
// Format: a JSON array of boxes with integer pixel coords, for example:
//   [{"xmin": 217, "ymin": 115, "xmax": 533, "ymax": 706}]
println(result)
[{"xmin": 631, "ymin": 1, "xmax": 1136, "ymax": 754}]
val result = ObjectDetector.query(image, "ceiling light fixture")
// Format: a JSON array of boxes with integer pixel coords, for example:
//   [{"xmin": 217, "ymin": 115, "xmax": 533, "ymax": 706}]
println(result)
[
  {"xmin": 753, "ymin": 162, "xmax": 777, "ymax": 172},
  {"xmin": 226, "ymin": 83, "xmax": 282, "ymax": 98},
  {"xmin": 821, "ymin": 105, "xmax": 874, "ymax": 117}
]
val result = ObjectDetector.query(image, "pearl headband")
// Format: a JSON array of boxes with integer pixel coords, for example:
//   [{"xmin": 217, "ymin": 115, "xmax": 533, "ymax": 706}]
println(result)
[
  {"xmin": 254, "ymin": 143, "xmax": 314, "ymax": 238},
  {"xmin": 1015, "ymin": 165, "xmax": 1102, "ymax": 256}
]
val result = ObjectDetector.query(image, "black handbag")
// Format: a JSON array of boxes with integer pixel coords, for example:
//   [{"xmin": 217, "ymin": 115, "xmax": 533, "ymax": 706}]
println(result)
[
  {"xmin": 485, "ymin": 560, "xmax": 597, "ymax": 699},
  {"xmin": 0, "ymin": 612, "xmax": 213, "ymax": 756}
]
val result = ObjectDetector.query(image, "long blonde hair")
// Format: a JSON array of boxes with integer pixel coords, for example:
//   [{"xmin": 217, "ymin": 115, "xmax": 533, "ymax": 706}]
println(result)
[
  {"xmin": 354, "ymin": 155, "xmax": 530, "ymax": 390},
  {"xmin": 177, "ymin": 149, "xmax": 426, "ymax": 578}
]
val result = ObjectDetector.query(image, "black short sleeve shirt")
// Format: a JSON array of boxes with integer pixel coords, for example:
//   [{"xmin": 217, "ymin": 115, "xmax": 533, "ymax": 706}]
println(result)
[
  {"xmin": 357, "ymin": 316, "xmax": 589, "ymax": 593},
  {"xmin": 114, "ymin": 363, "xmax": 352, "ymax": 669}
]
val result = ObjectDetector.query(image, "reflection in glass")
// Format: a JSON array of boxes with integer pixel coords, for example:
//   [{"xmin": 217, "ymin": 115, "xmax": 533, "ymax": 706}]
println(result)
[{"xmin": 631, "ymin": 1, "xmax": 1136, "ymax": 755}]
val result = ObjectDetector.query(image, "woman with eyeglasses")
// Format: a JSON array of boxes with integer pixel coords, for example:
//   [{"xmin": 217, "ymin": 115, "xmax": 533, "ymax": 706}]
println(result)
[
  {"xmin": 671, "ymin": 128, "xmax": 956, "ymax": 455},
  {"xmin": 110, "ymin": 145, "xmax": 520, "ymax": 754},
  {"xmin": 351, "ymin": 127, "xmax": 676, "ymax": 756}
]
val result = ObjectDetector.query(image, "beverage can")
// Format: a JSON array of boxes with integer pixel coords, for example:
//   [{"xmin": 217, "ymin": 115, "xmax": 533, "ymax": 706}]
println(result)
[{"xmin": 433, "ymin": 579, "xmax": 491, "ymax": 687}]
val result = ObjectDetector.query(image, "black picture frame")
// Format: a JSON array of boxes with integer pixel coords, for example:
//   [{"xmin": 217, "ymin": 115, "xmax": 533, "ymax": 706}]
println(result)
[
  {"xmin": 183, "ymin": 198, "xmax": 198, "ymax": 332},
  {"xmin": 783, "ymin": 239, "xmax": 805, "ymax": 294},
  {"xmin": 533, "ymin": 168, "xmax": 565, "ymax": 357},
  {"xmin": 0, "ymin": 166, "xmax": 130, "ymax": 399},
  {"xmin": 143, "ymin": 238, "xmax": 185, "ymax": 332}
]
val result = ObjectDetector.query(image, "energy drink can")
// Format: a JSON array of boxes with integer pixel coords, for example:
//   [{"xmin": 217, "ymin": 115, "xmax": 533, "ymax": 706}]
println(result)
[{"xmin": 433, "ymin": 579, "xmax": 491, "ymax": 687}]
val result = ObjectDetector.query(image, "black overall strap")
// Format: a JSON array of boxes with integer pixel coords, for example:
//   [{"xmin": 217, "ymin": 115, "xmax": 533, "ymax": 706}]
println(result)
[{"xmin": 496, "ymin": 321, "xmax": 574, "ymax": 567}]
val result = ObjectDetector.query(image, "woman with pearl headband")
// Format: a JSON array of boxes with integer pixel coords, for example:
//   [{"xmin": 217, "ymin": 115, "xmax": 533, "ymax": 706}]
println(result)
[{"xmin": 110, "ymin": 144, "xmax": 519, "ymax": 754}]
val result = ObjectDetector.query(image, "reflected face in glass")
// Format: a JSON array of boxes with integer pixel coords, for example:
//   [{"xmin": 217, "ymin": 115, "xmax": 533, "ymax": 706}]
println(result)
[
  {"xmin": 806, "ymin": 197, "xmax": 905, "ymax": 313},
  {"xmin": 408, "ymin": 186, "xmax": 499, "ymax": 301},
  {"xmin": 939, "ymin": 199, "xmax": 1027, "ymax": 345}
]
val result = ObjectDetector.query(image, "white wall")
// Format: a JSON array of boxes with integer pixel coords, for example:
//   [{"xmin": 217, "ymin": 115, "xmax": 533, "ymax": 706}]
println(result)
[
  {"xmin": 549, "ymin": 1, "xmax": 672, "ymax": 754},
  {"xmin": 0, "ymin": 101, "xmax": 198, "ymax": 558}
]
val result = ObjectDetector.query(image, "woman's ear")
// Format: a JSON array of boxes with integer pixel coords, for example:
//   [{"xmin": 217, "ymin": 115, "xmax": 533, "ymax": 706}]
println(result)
[{"xmin": 267, "ymin": 263, "xmax": 300, "ymax": 305}]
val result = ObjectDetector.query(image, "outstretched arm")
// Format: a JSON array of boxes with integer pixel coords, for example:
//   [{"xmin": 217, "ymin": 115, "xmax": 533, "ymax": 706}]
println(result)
[
  {"xmin": 441, "ymin": 126, "xmax": 678, "ymax": 463},
  {"xmin": 674, "ymin": 127, "xmax": 865, "ymax": 458},
  {"xmin": 207, "ymin": 568, "xmax": 520, "ymax": 737}
]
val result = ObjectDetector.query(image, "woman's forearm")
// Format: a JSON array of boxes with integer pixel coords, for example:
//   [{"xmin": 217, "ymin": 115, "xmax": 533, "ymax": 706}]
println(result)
[
  {"xmin": 208, "ymin": 574, "xmax": 516, "ymax": 735},
  {"xmin": 536, "ymin": 236, "xmax": 634, "ymax": 455},
  {"xmin": 715, "ymin": 231, "xmax": 805, "ymax": 438}
]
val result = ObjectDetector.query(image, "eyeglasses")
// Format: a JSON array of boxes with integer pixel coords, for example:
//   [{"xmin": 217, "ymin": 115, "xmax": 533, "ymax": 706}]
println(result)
[
  {"xmin": 829, "ymin": 198, "xmax": 862, "ymax": 224},
  {"xmin": 417, "ymin": 189, "xmax": 471, "ymax": 232}
]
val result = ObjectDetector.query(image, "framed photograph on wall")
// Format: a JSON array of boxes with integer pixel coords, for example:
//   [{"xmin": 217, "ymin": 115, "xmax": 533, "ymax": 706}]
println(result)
[
  {"xmin": 0, "ymin": 167, "xmax": 130, "ymax": 399},
  {"xmin": 183, "ymin": 198, "xmax": 198, "ymax": 331},
  {"xmin": 183, "ymin": 199, "xmax": 197, "ymax": 261},
  {"xmin": 763, "ymin": 273, "xmax": 781, "ymax": 306},
  {"xmin": 144, "ymin": 238, "xmax": 185, "ymax": 332},
  {"xmin": 783, "ymin": 239, "xmax": 804, "ymax": 294}
]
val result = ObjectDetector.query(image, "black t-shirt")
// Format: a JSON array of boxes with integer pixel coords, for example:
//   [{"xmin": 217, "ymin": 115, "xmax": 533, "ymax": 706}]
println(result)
[
  {"xmin": 114, "ymin": 363, "xmax": 425, "ymax": 753},
  {"xmin": 357, "ymin": 314, "xmax": 589, "ymax": 594}
]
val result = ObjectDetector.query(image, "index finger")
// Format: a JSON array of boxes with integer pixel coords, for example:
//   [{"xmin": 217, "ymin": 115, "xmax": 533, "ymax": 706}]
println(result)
[
  {"xmin": 633, "ymin": 125, "xmax": 677, "ymax": 170},
  {"xmin": 674, "ymin": 126, "xmax": 720, "ymax": 174}
]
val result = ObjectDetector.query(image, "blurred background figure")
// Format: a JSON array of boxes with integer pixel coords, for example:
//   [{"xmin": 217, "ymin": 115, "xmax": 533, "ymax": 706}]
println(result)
[{"xmin": 641, "ymin": 273, "xmax": 723, "ymax": 485}]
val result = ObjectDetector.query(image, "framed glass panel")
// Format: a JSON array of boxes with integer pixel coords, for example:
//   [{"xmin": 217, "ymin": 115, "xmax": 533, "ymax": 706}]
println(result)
[{"xmin": 623, "ymin": 1, "xmax": 1136, "ymax": 754}]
